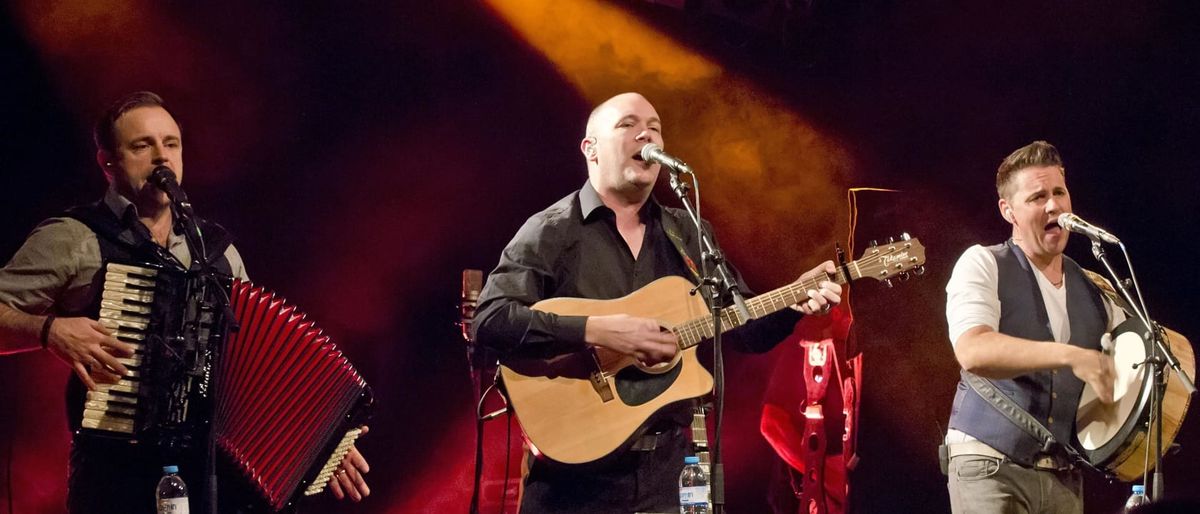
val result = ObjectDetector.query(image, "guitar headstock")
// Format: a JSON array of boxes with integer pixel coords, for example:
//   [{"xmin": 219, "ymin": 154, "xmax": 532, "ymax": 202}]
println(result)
[{"xmin": 853, "ymin": 234, "xmax": 926, "ymax": 287}]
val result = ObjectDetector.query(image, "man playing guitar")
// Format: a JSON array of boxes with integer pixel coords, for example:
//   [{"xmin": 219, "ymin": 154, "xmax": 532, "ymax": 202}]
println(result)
[{"xmin": 472, "ymin": 92, "xmax": 841, "ymax": 513}]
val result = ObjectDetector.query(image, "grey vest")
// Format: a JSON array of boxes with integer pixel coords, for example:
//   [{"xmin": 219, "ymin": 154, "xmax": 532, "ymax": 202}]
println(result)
[{"xmin": 947, "ymin": 240, "xmax": 1107, "ymax": 466}]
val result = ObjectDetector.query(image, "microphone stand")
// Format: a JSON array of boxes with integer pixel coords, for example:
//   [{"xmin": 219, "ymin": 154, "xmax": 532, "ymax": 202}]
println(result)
[
  {"xmin": 149, "ymin": 166, "xmax": 224, "ymax": 514},
  {"xmin": 1089, "ymin": 240, "xmax": 1196, "ymax": 502},
  {"xmin": 667, "ymin": 167, "xmax": 751, "ymax": 514}
]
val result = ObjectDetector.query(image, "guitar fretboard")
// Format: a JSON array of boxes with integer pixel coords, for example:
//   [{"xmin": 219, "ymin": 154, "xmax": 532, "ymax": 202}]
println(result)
[
  {"xmin": 670, "ymin": 272, "xmax": 852, "ymax": 349},
  {"xmin": 670, "ymin": 241, "xmax": 919, "ymax": 349}
]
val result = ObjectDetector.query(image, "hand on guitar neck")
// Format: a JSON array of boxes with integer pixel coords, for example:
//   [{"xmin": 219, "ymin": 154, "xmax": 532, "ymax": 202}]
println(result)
[
  {"xmin": 585, "ymin": 314, "xmax": 679, "ymax": 366},
  {"xmin": 789, "ymin": 260, "xmax": 842, "ymax": 316}
]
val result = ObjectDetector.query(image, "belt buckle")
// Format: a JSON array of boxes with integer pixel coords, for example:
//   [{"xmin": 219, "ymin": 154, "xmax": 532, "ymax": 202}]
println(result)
[{"xmin": 1033, "ymin": 455, "xmax": 1065, "ymax": 470}]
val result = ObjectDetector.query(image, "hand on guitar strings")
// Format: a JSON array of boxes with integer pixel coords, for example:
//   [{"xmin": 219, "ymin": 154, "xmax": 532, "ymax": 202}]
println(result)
[
  {"xmin": 585, "ymin": 314, "xmax": 679, "ymax": 366},
  {"xmin": 329, "ymin": 425, "xmax": 371, "ymax": 501},
  {"xmin": 46, "ymin": 316, "xmax": 137, "ymax": 390},
  {"xmin": 790, "ymin": 260, "xmax": 843, "ymax": 316}
]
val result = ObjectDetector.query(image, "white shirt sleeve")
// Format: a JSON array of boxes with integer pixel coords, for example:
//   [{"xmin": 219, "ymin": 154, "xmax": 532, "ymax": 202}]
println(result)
[
  {"xmin": 945, "ymin": 245, "xmax": 1001, "ymax": 347},
  {"xmin": 224, "ymin": 244, "xmax": 250, "ymax": 281}
]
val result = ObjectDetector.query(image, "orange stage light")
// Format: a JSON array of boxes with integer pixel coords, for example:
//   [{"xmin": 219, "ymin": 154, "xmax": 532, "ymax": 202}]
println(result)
[{"xmin": 483, "ymin": 0, "xmax": 855, "ymax": 283}]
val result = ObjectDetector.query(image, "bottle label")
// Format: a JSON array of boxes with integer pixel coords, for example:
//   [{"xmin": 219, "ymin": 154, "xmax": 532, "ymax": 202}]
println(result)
[
  {"xmin": 679, "ymin": 485, "xmax": 710, "ymax": 505},
  {"xmin": 157, "ymin": 498, "xmax": 189, "ymax": 514}
]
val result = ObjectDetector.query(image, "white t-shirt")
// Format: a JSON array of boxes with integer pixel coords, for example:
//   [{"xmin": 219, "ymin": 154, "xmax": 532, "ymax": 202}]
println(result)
[
  {"xmin": 946, "ymin": 244, "xmax": 1123, "ymax": 347},
  {"xmin": 944, "ymin": 244, "xmax": 1125, "ymax": 444}
]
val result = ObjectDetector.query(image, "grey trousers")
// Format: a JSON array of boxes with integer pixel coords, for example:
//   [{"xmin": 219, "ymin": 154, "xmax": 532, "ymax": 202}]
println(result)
[{"xmin": 946, "ymin": 455, "xmax": 1083, "ymax": 514}]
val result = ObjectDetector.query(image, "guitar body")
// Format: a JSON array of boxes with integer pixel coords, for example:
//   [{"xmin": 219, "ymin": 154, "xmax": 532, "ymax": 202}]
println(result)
[{"xmin": 499, "ymin": 276, "xmax": 715, "ymax": 465}]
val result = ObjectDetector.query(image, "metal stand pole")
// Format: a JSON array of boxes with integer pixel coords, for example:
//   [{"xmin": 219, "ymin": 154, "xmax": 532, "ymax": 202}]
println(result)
[
  {"xmin": 667, "ymin": 168, "xmax": 751, "ymax": 514},
  {"xmin": 1090, "ymin": 241, "xmax": 1195, "ymax": 501}
]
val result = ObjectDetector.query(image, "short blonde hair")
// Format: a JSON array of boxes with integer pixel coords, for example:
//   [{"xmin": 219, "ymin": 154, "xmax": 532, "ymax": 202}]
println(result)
[{"xmin": 996, "ymin": 140, "xmax": 1063, "ymax": 199}]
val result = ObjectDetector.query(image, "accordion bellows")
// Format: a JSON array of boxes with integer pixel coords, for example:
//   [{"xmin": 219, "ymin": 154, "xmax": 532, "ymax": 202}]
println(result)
[{"xmin": 219, "ymin": 279, "xmax": 371, "ymax": 510}]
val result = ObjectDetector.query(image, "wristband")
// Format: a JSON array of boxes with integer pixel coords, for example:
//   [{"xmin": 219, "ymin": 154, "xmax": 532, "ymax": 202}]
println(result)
[{"xmin": 40, "ymin": 314, "xmax": 56, "ymax": 349}]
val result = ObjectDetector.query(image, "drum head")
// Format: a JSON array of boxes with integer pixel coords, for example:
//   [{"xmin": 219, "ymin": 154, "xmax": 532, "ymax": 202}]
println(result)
[{"xmin": 1076, "ymin": 318, "xmax": 1153, "ymax": 458}]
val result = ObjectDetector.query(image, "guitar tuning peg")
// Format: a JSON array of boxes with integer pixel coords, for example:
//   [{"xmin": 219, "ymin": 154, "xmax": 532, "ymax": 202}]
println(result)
[
  {"xmin": 914, "ymin": 265, "xmax": 926, "ymax": 276},
  {"xmin": 887, "ymin": 236, "xmax": 895, "ymax": 244},
  {"xmin": 898, "ymin": 271, "xmax": 911, "ymax": 281},
  {"xmin": 901, "ymin": 232, "xmax": 912, "ymax": 241},
  {"xmin": 883, "ymin": 278, "xmax": 894, "ymax": 288},
  {"xmin": 869, "ymin": 240, "xmax": 878, "ymax": 248}
]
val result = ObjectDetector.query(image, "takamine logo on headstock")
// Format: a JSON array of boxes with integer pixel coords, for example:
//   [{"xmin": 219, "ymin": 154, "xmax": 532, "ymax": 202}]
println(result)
[{"xmin": 850, "ymin": 233, "xmax": 926, "ymax": 288}]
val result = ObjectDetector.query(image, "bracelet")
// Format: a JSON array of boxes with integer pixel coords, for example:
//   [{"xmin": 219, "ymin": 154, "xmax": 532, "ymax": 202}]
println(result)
[{"xmin": 40, "ymin": 314, "xmax": 56, "ymax": 349}]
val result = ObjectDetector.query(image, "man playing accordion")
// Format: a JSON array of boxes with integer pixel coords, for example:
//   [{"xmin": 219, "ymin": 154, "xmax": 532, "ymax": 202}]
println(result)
[{"xmin": 0, "ymin": 91, "xmax": 370, "ymax": 513}]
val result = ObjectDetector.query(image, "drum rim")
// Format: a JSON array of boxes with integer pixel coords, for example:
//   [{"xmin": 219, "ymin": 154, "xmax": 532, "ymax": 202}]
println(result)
[{"xmin": 1075, "ymin": 318, "xmax": 1155, "ymax": 465}]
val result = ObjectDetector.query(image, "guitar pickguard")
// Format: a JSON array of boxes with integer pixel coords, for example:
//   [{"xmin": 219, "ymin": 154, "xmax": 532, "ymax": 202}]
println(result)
[{"xmin": 615, "ymin": 361, "xmax": 682, "ymax": 406}]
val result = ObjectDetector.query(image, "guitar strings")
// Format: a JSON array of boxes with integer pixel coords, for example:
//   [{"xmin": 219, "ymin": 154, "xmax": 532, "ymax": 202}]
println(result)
[{"xmin": 671, "ymin": 245, "xmax": 921, "ymax": 348}]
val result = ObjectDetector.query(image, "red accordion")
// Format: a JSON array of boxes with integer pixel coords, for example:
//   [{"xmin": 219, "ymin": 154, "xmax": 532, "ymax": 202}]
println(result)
[{"xmin": 83, "ymin": 262, "xmax": 373, "ymax": 511}]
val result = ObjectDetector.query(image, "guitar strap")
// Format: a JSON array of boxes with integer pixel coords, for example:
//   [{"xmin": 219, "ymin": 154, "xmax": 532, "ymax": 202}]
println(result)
[
  {"xmin": 659, "ymin": 210, "xmax": 712, "ymax": 455},
  {"xmin": 659, "ymin": 211, "xmax": 703, "ymax": 284}
]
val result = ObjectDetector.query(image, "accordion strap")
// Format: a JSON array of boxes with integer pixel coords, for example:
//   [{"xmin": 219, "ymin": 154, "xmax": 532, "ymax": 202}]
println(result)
[{"xmin": 64, "ymin": 200, "xmax": 236, "ymax": 271}]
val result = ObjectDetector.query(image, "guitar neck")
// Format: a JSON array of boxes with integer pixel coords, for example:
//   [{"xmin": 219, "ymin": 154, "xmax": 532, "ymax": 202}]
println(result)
[
  {"xmin": 670, "ymin": 237, "xmax": 924, "ymax": 350},
  {"xmin": 672, "ymin": 263, "xmax": 859, "ymax": 350}
]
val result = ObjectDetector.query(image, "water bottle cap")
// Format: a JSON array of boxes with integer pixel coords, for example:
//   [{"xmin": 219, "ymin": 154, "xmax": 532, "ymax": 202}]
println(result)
[
  {"xmin": 163, "ymin": 465, "xmax": 179, "ymax": 474},
  {"xmin": 684, "ymin": 456, "xmax": 700, "ymax": 464},
  {"xmin": 1132, "ymin": 484, "xmax": 1145, "ymax": 494}
]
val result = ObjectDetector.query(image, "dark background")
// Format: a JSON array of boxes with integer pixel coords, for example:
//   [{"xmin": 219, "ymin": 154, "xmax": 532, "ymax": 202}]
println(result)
[{"xmin": 1, "ymin": 1, "xmax": 1197, "ymax": 512}]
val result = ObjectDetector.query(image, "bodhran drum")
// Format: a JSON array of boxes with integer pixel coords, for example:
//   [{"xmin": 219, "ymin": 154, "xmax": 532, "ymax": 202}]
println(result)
[{"xmin": 1075, "ymin": 318, "xmax": 1194, "ymax": 481}]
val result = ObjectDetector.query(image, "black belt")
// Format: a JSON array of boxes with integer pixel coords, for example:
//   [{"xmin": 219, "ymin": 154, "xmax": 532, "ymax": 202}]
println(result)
[{"xmin": 630, "ymin": 425, "xmax": 683, "ymax": 452}]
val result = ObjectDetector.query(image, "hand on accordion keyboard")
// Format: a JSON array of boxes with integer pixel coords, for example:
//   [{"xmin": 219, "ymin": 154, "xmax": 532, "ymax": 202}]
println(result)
[
  {"xmin": 329, "ymin": 425, "xmax": 371, "ymax": 502},
  {"xmin": 46, "ymin": 316, "xmax": 137, "ymax": 391}
]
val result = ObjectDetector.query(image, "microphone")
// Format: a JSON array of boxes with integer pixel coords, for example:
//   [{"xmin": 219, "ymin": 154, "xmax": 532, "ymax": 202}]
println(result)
[
  {"xmin": 639, "ymin": 144, "xmax": 693, "ymax": 174},
  {"xmin": 148, "ymin": 165, "xmax": 197, "ymax": 218},
  {"xmin": 1057, "ymin": 213, "xmax": 1120, "ymax": 244},
  {"xmin": 149, "ymin": 166, "xmax": 189, "ymax": 203}
]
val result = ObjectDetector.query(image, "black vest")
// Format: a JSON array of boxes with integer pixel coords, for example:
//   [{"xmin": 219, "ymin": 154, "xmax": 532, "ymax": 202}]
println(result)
[
  {"xmin": 62, "ymin": 200, "xmax": 234, "ymax": 432},
  {"xmin": 947, "ymin": 240, "xmax": 1107, "ymax": 465}
]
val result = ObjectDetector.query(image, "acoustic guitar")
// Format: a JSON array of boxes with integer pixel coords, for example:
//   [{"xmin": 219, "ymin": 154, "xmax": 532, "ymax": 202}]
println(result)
[{"xmin": 499, "ymin": 236, "xmax": 927, "ymax": 464}]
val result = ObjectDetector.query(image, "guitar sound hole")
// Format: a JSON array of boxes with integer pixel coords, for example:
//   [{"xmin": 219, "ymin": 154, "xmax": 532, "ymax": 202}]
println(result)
[{"xmin": 614, "ymin": 362, "xmax": 682, "ymax": 406}]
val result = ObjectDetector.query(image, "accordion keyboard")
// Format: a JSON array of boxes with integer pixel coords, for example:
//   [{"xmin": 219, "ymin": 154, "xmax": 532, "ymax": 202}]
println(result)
[{"xmin": 81, "ymin": 262, "xmax": 156, "ymax": 434}]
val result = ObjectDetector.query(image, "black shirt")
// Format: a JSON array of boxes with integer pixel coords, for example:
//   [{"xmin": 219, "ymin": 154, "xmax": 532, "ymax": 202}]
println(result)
[{"xmin": 473, "ymin": 180, "xmax": 801, "ymax": 359}]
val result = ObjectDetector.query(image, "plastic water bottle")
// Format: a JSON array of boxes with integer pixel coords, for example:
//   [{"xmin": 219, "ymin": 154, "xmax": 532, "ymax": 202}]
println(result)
[
  {"xmin": 679, "ymin": 455, "xmax": 710, "ymax": 514},
  {"xmin": 1123, "ymin": 484, "xmax": 1149, "ymax": 512},
  {"xmin": 156, "ymin": 465, "xmax": 189, "ymax": 514}
]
